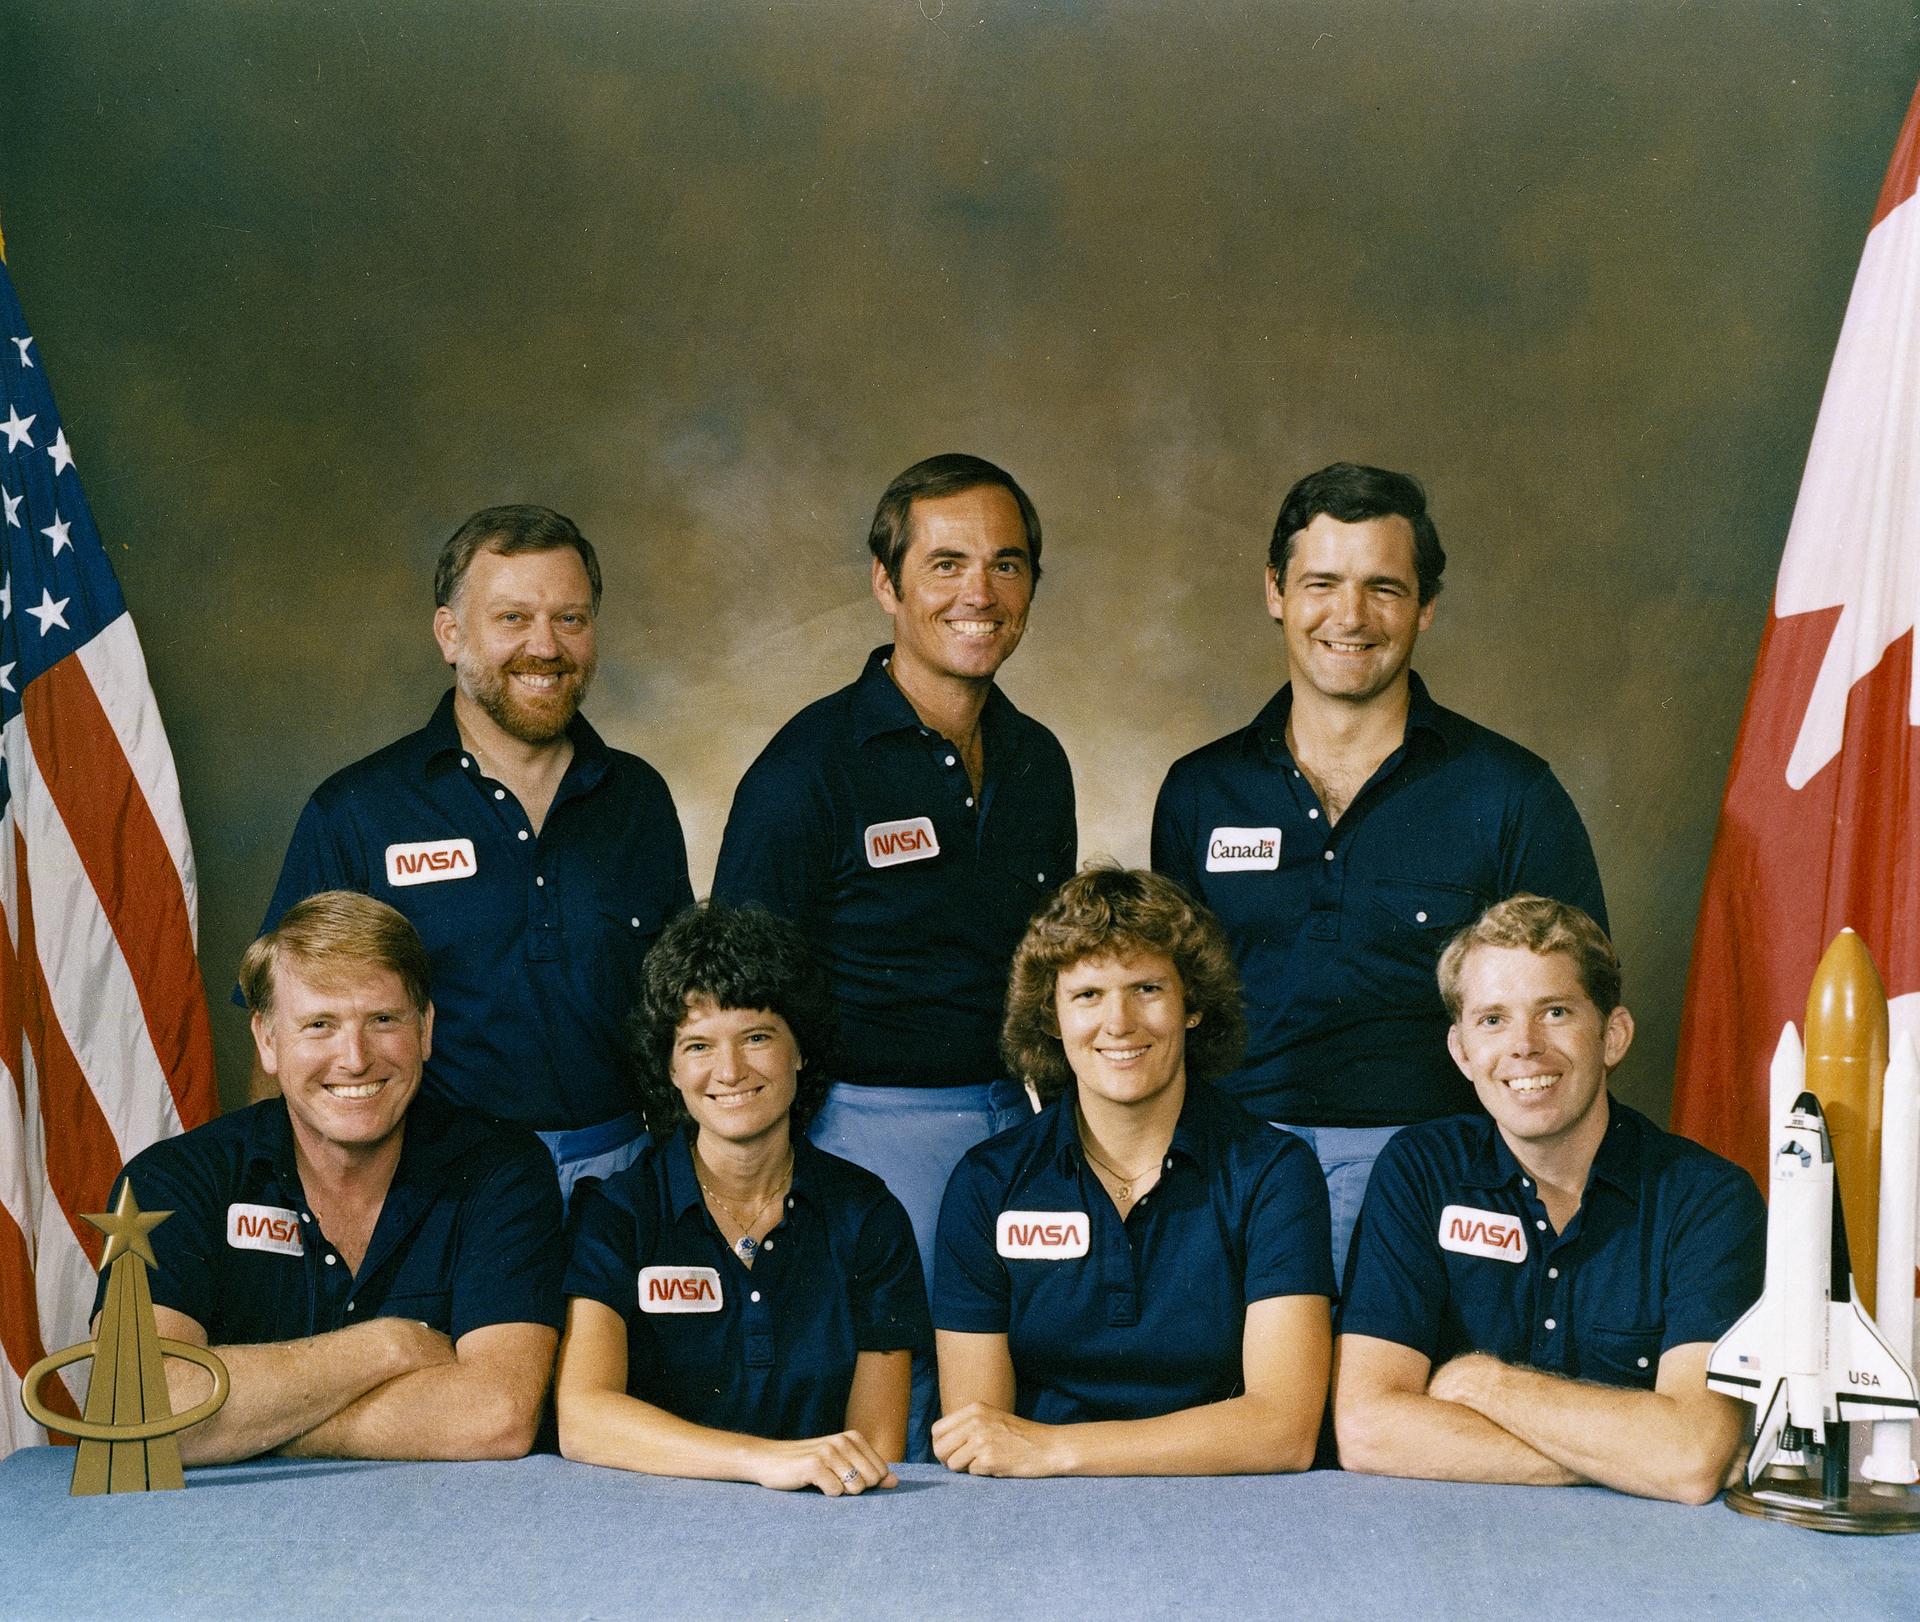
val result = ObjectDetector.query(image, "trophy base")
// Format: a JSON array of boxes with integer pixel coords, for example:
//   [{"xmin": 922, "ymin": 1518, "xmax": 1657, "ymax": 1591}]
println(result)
[{"xmin": 1727, "ymin": 1475, "xmax": 1920, "ymax": 1534}]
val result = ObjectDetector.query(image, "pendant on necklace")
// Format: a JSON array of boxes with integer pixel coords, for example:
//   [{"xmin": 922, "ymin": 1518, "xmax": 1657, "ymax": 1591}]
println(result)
[{"xmin": 734, "ymin": 1234, "xmax": 758, "ymax": 1262}]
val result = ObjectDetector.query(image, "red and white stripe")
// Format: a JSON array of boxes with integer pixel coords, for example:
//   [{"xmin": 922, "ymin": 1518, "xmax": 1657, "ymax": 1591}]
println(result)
[{"xmin": 0, "ymin": 613, "xmax": 216, "ymax": 1457}]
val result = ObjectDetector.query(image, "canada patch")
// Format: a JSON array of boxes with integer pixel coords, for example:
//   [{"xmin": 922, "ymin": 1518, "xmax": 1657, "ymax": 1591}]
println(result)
[
  {"xmin": 1205, "ymin": 827, "xmax": 1281, "ymax": 872},
  {"xmin": 995, "ymin": 1211, "xmax": 1090, "ymax": 1259},
  {"xmin": 227, "ymin": 1203, "xmax": 304, "ymax": 1256},
  {"xmin": 1437, "ymin": 1204, "xmax": 1528, "ymax": 1262},
  {"xmin": 639, "ymin": 1266, "xmax": 724, "ymax": 1313},
  {"xmin": 865, "ymin": 816, "xmax": 940, "ymax": 868},
  {"xmin": 384, "ymin": 837, "xmax": 478, "ymax": 887}
]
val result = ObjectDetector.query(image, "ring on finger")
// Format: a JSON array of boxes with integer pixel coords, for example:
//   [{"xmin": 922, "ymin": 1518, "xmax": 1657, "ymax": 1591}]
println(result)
[{"xmin": 840, "ymin": 1467, "xmax": 861, "ymax": 1489}]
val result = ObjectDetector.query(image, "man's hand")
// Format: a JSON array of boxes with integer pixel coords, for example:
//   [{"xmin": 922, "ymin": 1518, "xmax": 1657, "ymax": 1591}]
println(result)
[
  {"xmin": 1427, "ymin": 1352, "xmax": 1499, "ymax": 1408},
  {"xmin": 931, "ymin": 1402, "xmax": 1064, "ymax": 1477}
]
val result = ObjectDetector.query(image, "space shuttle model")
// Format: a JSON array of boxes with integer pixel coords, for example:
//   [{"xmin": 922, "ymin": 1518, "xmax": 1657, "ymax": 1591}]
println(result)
[{"xmin": 1705, "ymin": 929, "xmax": 1920, "ymax": 1515}]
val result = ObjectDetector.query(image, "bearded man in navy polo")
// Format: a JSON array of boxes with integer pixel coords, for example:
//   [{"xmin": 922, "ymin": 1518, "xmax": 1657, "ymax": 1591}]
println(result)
[{"xmin": 253, "ymin": 505, "xmax": 692, "ymax": 1201}]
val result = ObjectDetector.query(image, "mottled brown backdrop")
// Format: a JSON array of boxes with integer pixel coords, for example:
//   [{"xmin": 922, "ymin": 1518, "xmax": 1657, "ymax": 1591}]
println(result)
[{"xmin": 2, "ymin": 1, "xmax": 1914, "ymax": 1117}]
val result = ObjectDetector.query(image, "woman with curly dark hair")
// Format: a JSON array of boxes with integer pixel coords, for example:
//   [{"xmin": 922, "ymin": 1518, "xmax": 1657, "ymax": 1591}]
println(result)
[
  {"xmin": 555, "ymin": 903, "xmax": 928, "ymax": 1495},
  {"xmin": 931, "ymin": 866, "xmax": 1333, "ymax": 1477}
]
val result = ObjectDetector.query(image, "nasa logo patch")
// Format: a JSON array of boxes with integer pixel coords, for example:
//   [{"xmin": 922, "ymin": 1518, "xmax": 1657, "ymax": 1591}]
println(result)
[
  {"xmin": 639, "ymin": 1266, "xmax": 724, "ymax": 1313},
  {"xmin": 995, "ymin": 1211, "xmax": 1091, "ymax": 1259},
  {"xmin": 227, "ymin": 1203, "xmax": 304, "ymax": 1257},
  {"xmin": 384, "ymin": 837, "xmax": 478, "ymax": 888},
  {"xmin": 1437, "ymin": 1204, "xmax": 1528, "ymax": 1262},
  {"xmin": 865, "ymin": 817, "xmax": 940, "ymax": 869}
]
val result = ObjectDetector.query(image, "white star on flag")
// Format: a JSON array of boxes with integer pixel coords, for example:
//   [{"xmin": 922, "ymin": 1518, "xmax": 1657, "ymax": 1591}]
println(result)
[
  {"xmin": 47, "ymin": 430, "xmax": 72, "ymax": 476},
  {"xmin": 25, "ymin": 588, "xmax": 70, "ymax": 636},
  {"xmin": 1, "ymin": 486, "xmax": 18, "ymax": 528},
  {"xmin": 0, "ymin": 664, "xmax": 14, "ymax": 694},
  {"xmin": 0, "ymin": 405, "xmax": 33, "ymax": 451},
  {"xmin": 40, "ymin": 514, "xmax": 71, "ymax": 556},
  {"xmin": 9, "ymin": 336, "xmax": 31, "ymax": 367}
]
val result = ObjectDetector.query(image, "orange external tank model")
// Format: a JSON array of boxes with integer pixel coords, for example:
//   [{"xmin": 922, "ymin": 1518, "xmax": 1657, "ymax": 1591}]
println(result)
[{"xmin": 1803, "ymin": 928, "xmax": 1888, "ymax": 1317}]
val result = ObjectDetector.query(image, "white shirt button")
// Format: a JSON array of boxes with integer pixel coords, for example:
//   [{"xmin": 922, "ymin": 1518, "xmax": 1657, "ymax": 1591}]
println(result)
[
  {"xmin": 1322, "ymin": 850, "xmax": 1335, "ymax": 862},
  {"xmin": 1308, "ymin": 809, "xmax": 1320, "ymax": 820},
  {"xmin": 1547, "ymin": 1266, "xmax": 1559, "ymax": 1279},
  {"xmin": 786, "ymin": 1198, "xmax": 795, "ymax": 1208},
  {"xmin": 1416, "ymin": 910, "xmax": 1428, "ymax": 923},
  {"xmin": 300, "ymin": 1212, "xmax": 310, "ymax": 1223},
  {"xmin": 536, "ymin": 876, "xmax": 545, "ymax": 887},
  {"xmin": 493, "ymin": 788, "xmax": 506, "ymax": 801},
  {"xmin": 1544, "ymin": 1318, "xmax": 1557, "ymax": 1330},
  {"xmin": 631, "ymin": 917, "xmax": 641, "ymax": 928},
  {"xmin": 750, "ymin": 1291, "xmax": 762, "ymax": 1303},
  {"xmin": 325, "ymin": 1254, "xmax": 337, "ymax": 1266},
  {"xmin": 517, "ymin": 829, "xmax": 529, "ymax": 842},
  {"xmin": 1037, "ymin": 873, "xmax": 1045, "ymax": 883},
  {"xmin": 1637, "ymin": 1356, "xmax": 1650, "ymax": 1368},
  {"xmin": 965, "ymin": 797, "xmax": 975, "ymax": 808},
  {"xmin": 944, "ymin": 754, "xmax": 957, "ymax": 767},
  {"xmin": 1535, "ymin": 1219, "xmax": 1547, "ymax": 1231},
  {"xmin": 460, "ymin": 756, "xmax": 471, "ymax": 769},
  {"xmin": 761, "ymin": 1239, "xmax": 774, "ymax": 1252}
]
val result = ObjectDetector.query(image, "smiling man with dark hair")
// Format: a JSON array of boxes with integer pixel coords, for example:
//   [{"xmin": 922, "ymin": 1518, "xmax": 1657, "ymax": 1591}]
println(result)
[{"xmin": 1153, "ymin": 462, "xmax": 1607, "ymax": 1280}]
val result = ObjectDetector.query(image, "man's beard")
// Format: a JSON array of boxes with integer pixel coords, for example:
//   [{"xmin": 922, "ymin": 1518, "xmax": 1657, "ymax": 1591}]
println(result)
[{"xmin": 458, "ymin": 653, "xmax": 593, "ymax": 745}]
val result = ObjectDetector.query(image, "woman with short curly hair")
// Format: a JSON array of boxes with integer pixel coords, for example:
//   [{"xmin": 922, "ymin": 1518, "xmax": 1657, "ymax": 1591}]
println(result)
[
  {"xmin": 556, "ymin": 903, "xmax": 928, "ymax": 1496},
  {"xmin": 932, "ymin": 866, "xmax": 1333, "ymax": 1477}
]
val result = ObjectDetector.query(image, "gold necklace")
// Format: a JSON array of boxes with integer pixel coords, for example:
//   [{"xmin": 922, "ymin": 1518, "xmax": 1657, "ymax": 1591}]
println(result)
[
  {"xmin": 1080, "ymin": 1138, "xmax": 1163, "ymax": 1204},
  {"xmin": 694, "ymin": 1150, "xmax": 793, "ymax": 1262}
]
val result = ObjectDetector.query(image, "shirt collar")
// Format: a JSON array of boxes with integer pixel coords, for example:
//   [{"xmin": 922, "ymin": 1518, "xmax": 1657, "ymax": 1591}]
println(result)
[
  {"xmin": 1045, "ymin": 1080, "xmax": 1217, "ymax": 1178},
  {"xmin": 663, "ymin": 1126, "xmax": 824, "ymax": 1222},
  {"xmin": 239, "ymin": 1094, "xmax": 469, "ymax": 1203},
  {"xmin": 848, "ymin": 644, "xmax": 1018, "ymax": 751},
  {"xmin": 1463, "ymin": 1094, "xmax": 1642, "ymax": 1199},
  {"xmin": 1255, "ymin": 670, "xmax": 1453, "ymax": 762}
]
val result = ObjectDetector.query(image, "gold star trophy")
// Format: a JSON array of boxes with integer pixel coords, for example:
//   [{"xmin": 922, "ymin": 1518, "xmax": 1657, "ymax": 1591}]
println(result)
[{"xmin": 20, "ymin": 1185, "xmax": 229, "ymax": 1494}]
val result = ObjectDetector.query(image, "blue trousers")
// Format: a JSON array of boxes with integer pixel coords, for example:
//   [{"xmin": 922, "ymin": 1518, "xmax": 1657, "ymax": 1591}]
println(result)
[
  {"xmin": 1269, "ymin": 1122, "xmax": 1403, "ymax": 1291},
  {"xmin": 535, "ymin": 1110, "xmax": 651, "ymax": 1215},
  {"xmin": 809, "ymin": 1080, "xmax": 1034, "ymax": 1462}
]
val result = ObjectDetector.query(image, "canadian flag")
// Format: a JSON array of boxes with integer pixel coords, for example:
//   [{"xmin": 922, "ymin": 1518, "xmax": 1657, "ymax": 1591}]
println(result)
[{"xmin": 1673, "ymin": 81, "xmax": 1920, "ymax": 1183}]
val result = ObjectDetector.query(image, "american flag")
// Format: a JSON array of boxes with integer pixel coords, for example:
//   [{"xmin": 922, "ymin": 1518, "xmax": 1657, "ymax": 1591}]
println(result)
[{"xmin": 0, "ymin": 244, "xmax": 218, "ymax": 1456}]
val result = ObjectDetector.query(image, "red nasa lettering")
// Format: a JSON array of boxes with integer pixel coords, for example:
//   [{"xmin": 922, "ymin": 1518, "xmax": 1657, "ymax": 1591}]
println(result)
[
  {"xmin": 393, "ymin": 847, "xmax": 472, "ymax": 877},
  {"xmin": 647, "ymin": 1276, "xmax": 718, "ymax": 1304},
  {"xmin": 870, "ymin": 828, "xmax": 932, "ymax": 858},
  {"xmin": 1446, "ymin": 1216, "xmax": 1522, "ymax": 1252},
  {"xmin": 235, "ymin": 1212, "xmax": 300, "ymax": 1245},
  {"xmin": 1004, "ymin": 1221, "xmax": 1085, "ymax": 1248}
]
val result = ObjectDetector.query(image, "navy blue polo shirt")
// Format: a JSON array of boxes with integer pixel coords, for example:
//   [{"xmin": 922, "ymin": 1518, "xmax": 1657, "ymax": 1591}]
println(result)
[
  {"xmin": 563, "ymin": 1130, "xmax": 930, "ymax": 1441},
  {"xmin": 252, "ymin": 690, "xmax": 693, "ymax": 1130},
  {"xmin": 1337, "ymin": 1101, "xmax": 1764, "ymax": 1389},
  {"xmin": 934, "ymin": 1080, "xmax": 1333, "ymax": 1424},
  {"xmin": 711, "ymin": 646, "xmax": 1076, "ymax": 1087},
  {"xmin": 1152, "ymin": 673, "xmax": 1606, "ymax": 1126},
  {"xmin": 99, "ymin": 1096, "xmax": 566, "ymax": 1344}
]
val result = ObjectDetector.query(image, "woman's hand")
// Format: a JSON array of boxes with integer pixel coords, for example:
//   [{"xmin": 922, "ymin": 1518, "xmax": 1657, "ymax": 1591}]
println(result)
[
  {"xmin": 931, "ymin": 1401, "xmax": 1063, "ymax": 1477},
  {"xmin": 752, "ymin": 1429, "xmax": 899, "ymax": 1495}
]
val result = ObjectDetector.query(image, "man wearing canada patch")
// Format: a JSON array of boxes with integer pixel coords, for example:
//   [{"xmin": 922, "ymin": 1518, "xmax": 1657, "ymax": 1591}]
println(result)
[
  {"xmin": 1152, "ymin": 463, "xmax": 1607, "ymax": 1281},
  {"xmin": 107, "ymin": 892, "xmax": 564, "ymax": 1463},
  {"xmin": 1332, "ymin": 895, "xmax": 1764, "ymax": 1503}
]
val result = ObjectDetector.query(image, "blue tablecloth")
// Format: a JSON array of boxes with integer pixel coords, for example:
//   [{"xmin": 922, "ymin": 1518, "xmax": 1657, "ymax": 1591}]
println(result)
[{"xmin": 1, "ymin": 1449, "xmax": 1915, "ymax": 1620}]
